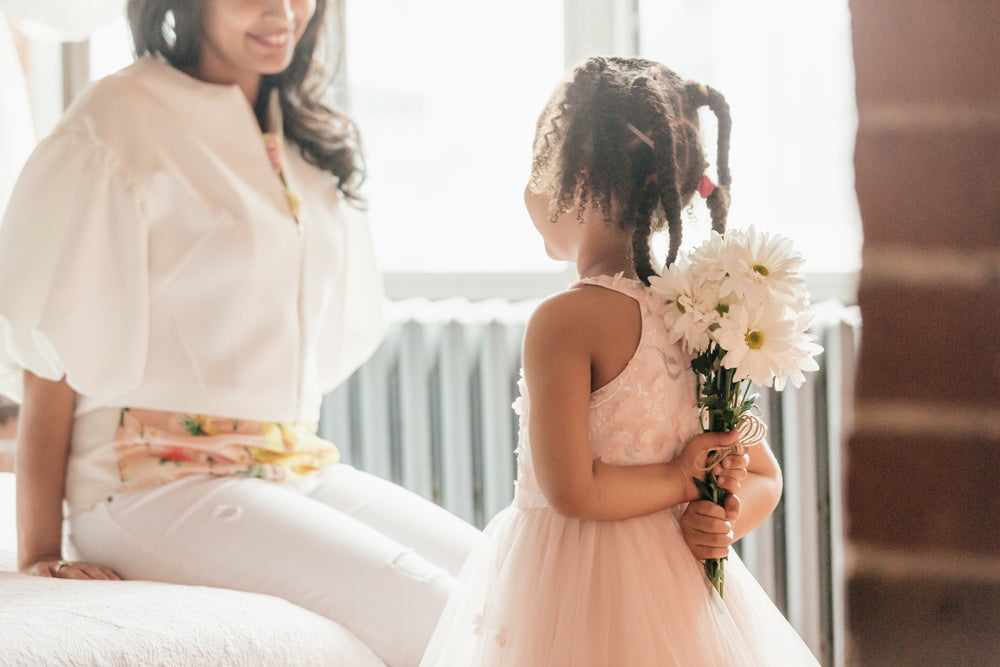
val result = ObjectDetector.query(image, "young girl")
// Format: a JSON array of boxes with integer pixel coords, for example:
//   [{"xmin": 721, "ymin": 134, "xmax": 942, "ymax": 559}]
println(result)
[
  {"xmin": 421, "ymin": 57, "xmax": 819, "ymax": 666},
  {"xmin": 0, "ymin": 1, "xmax": 480, "ymax": 665}
]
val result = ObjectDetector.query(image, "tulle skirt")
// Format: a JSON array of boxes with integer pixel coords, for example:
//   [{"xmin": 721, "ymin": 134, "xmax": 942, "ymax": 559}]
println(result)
[{"xmin": 421, "ymin": 504, "xmax": 819, "ymax": 666}]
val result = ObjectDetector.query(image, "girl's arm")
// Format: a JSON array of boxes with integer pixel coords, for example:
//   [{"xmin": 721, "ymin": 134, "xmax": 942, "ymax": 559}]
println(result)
[
  {"xmin": 681, "ymin": 438, "xmax": 782, "ymax": 560},
  {"xmin": 16, "ymin": 371, "xmax": 119, "ymax": 579},
  {"xmin": 729, "ymin": 438, "xmax": 782, "ymax": 541},
  {"xmin": 523, "ymin": 291, "xmax": 740, "ymax": 521}
]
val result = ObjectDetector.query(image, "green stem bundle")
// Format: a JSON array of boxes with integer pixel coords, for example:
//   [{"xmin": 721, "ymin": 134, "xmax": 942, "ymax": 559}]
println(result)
[{"xmin": 690, "ymin": 343, "xmax": 756, "ymax": 598}]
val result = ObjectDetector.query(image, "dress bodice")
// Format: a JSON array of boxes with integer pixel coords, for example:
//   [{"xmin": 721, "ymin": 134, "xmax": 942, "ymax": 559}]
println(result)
[{"xmin": 513, "ymin": 273, "xmax": 702, "ymax": 509}]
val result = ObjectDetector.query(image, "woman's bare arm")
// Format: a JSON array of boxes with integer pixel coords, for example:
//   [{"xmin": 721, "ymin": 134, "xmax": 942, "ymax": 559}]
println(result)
[
  {"xmin": 16, "ymin": 371, "xmax": 119, "ymax": 579},
  {"xmin": 16, "ymin": 371, "xmax": 74, "ymax": 571}
]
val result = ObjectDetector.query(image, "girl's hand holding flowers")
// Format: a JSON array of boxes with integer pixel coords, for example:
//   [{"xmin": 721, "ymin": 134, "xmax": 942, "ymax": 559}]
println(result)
[
  {"xmin": 650, "ymin": 225, "xmax": 822, "ymax": 597},
  {"xmin": 681, "ymin": 500, "xmax": 735, "ymax": 561},
  {"xmin": 672, "ymin": 430, "xmax": 740, "ymax": 502},
  {"xmin": 681, "ymin": 451, "xmax": 748, "ymax": 561},
  {"xmin": 713, "ymin": 449, "xmax": 750, "ymax": 497}
]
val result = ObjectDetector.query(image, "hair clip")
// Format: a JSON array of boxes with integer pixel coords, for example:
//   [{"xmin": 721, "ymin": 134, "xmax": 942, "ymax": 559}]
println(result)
[
  {"xmin": 625, "ymin": 122, "xmax": 655, "ymax": 150},
  {"xmin": 696, "ymin": 174, "xmax": 716, "ymax": 199}
]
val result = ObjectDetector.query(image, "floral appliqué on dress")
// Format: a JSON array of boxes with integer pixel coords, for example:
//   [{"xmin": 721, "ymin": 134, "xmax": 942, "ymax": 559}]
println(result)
[
  {"xmin": 512, "ymin": 273, "xmax": 702, "ymax": 510},
  {"xmin": 472, "ymin": 605, "xmax": 510, "ymax": 649}
]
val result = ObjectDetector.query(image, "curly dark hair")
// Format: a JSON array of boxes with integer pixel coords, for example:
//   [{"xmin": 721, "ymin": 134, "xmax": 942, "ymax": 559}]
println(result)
[
  {"xmin": 530, "ymin": 56, "xmax": 732, "ymax": 284},
  {"xmin": 127, "ymin": 0, "xmax": 365, "ymax": 206}
]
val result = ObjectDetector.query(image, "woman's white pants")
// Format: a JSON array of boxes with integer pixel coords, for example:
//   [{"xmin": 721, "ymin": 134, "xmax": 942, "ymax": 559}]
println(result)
[{"xmin": 70, "ymin": 465, "xmax": 482, "ymax": 667}]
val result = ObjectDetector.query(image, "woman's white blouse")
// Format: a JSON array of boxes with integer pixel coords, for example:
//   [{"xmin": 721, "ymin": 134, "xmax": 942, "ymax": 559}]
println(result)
[{"xmin": 0, "ymin": 57, "xmax": 387, "ymax": 425}]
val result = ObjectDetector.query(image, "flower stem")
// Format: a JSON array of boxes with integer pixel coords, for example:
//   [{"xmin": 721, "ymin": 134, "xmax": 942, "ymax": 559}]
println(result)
[{"xmin": 695, "ymin": 347, "xmax": 757, "ymax": 597}]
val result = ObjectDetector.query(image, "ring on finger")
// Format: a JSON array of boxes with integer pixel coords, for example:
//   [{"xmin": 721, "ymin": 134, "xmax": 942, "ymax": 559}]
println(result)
[{"xmin": 55, "ymin": 560, "xmax": 69, "ymax": 575}]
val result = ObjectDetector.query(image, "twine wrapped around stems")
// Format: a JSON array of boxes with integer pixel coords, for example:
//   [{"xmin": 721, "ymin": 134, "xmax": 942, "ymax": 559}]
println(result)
[{"xmin": 703, "ymin": 414, "xmax": 767, "ymax": 471}]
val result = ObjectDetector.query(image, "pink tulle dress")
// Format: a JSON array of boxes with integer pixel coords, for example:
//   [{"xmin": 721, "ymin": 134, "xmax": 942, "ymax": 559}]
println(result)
[{"xmin": 421, "ymin": 274, "xmax": 819, "ymax": 666}]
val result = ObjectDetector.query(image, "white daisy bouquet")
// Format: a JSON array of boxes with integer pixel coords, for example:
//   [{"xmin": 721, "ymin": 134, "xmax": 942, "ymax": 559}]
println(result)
[{"xmin": 649, "ymin": 225, "xmax": 823, "ymax": 597}]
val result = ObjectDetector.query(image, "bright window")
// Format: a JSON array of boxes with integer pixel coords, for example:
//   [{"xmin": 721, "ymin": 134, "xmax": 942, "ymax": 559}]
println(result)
[
  {"xmin": 344, "ymin": 1, "xmax": 565, "ymax": 274},
  {"xmin": 350, "ymin": 0, "xmax": 860, "ymax": 281},
  {"xmin": 69, "ymin": 2, "xmax": 861, "ymax": 291},
  {"xmin": 636, "ymin": 0, "xmax": 861, "ymax": 274}
]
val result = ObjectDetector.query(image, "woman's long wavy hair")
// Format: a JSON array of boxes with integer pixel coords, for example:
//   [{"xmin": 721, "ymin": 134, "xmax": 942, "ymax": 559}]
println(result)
[
  {"xmin": 530, "ymin": 57, "xmax": 732, "ymax": 285},
  {"xmin": 127, "ymin": 0, "xmax": 365, "ymax": 206}
]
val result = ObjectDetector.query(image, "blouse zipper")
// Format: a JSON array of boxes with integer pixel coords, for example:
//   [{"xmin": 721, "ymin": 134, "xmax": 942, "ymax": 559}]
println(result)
[{"xmin": 262, "ymin": 89, "xmax": 302, "ymax": 230}]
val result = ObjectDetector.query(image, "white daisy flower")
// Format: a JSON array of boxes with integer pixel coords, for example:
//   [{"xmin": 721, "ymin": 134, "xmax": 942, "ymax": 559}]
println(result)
[
  {"xmin": 773, "ymin": 334, "xmax": 824, "ymax": 390},
  {"xmin": 773, "ymin": 312, "xmax": 824, "ymax": 390},
  {"xmin": 649, "ymin": 259, "xmax": 717, "ymax": 352},
  {"xmin": 714, "ymin": 302, "xmax": 801, "ymax": 387},
  {"xmin": 719, "ymin": 226, "xmax": 808, "ymax": 308},
  {"xmin": 688, "ymin": 230, "xmax": 729, "ymax": 286}
]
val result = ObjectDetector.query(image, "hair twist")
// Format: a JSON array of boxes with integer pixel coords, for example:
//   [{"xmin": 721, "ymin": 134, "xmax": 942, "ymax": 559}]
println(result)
[{"xmin": 529, "ymin": 57, "xmax": 733, "ymax": 283}]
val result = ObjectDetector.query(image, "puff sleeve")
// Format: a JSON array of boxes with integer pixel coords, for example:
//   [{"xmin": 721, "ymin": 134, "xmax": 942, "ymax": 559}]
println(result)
[
  {"xmin": 0, "ymin": 128, "xmax": 148, "ymax": 403},
  {"xmin": 315, "ymin": 202, "xmax": 387, "ymax": 394}
]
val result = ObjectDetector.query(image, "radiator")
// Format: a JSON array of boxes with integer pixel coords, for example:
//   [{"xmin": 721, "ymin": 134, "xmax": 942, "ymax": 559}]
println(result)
[
  {"xmin": 319, "ymin": 296, "xmax": 861, "ymax": 667},
  {"xmin": 320, "ymin": 298, "xmax": 536, "ymax": 527}
]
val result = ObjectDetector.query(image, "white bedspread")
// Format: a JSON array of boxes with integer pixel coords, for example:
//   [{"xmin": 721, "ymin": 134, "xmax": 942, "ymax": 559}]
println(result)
[{"xmin": 0, "ymin": 473, "xmax": 385, "ymax": 666}]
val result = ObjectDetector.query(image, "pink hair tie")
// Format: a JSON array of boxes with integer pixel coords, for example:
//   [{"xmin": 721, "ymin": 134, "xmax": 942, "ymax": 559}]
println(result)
[{"xmin": 696, "ymin": 174, "xmax": 716, "ymax": 199}]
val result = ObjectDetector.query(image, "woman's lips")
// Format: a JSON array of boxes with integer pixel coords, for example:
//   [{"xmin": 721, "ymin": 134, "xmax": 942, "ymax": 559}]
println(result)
[{"xmin": 248, "ymin": 31, "xmax": 292, "ymax": 49}]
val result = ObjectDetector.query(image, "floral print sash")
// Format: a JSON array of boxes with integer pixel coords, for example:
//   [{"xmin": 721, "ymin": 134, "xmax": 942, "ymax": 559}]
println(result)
[{"xmin": 112, "ymin": 408, "xmax": 339, "ymax": 492}]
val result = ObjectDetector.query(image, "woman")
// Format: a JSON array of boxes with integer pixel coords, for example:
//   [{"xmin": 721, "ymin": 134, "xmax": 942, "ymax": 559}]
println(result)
[{"xmin": 0, "ymin": 2, "xmax": 480, "ymax": 665}]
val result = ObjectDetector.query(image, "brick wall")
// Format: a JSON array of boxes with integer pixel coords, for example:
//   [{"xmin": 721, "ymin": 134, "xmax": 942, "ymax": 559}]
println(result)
[{"xmin": 847, "ymin": 1, "xmax": 1000, "ymax": 664}]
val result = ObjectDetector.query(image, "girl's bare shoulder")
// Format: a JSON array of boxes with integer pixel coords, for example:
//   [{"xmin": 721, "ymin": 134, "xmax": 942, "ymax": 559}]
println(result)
[{"xmin": 524, "ymin": 284, "xmax": 641, "ymax": 360}]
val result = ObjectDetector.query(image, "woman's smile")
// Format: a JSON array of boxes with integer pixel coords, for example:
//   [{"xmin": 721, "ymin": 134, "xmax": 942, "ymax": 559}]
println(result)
[{"xmin": 247, "ymin": 28, "xmax": 294, "ymax": 51}]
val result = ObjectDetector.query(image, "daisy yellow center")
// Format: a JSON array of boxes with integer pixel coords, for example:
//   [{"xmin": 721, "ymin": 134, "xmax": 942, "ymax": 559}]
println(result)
[
  {"xmin": 745, "ymin": 330, "xmax": 764, "ymax": 350},
  {"xmin": 753, "ymin": 264, "xmax": 769, "ymax": 276}
]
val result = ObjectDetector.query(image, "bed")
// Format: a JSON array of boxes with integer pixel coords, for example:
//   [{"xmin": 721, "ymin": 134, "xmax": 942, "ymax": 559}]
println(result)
[{"xmin": 0, "ymin": 472, "xmax": 386, "ymax": 666}]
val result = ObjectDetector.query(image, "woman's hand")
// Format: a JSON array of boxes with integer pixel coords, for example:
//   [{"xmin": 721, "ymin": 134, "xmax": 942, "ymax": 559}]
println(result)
[{"xmin": 22, "ymin": 558, "xmax": 121, "ymax": 581}]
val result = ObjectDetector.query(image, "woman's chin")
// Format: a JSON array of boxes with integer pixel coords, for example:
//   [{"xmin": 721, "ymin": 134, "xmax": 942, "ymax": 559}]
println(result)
[{"xmin": 245, "ymin": 50, "xmax": 296, "ymax": 76}]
